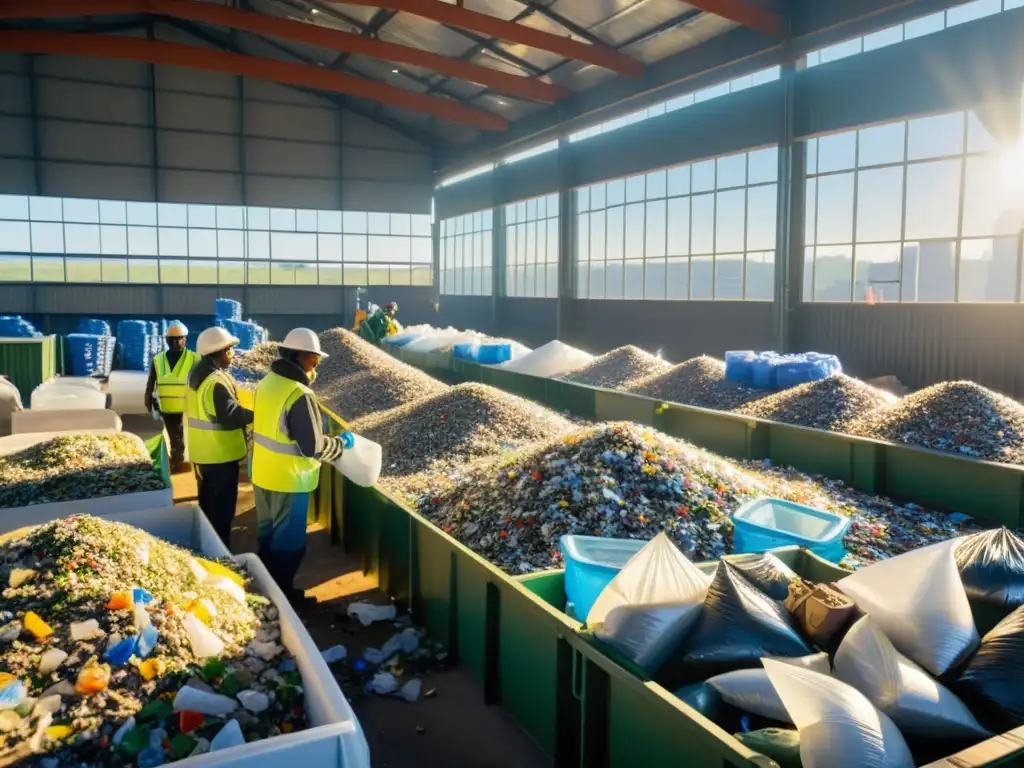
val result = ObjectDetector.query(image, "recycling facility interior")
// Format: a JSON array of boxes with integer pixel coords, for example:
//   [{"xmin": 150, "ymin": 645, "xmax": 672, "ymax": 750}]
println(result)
[{"xmin": 3, "ymin": 0, "xmax": 1024, "ymax": 764}]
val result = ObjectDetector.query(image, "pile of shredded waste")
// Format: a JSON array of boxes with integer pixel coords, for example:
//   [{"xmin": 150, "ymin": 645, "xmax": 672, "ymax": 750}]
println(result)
[
  {"xmin": 0, "ymin": 435, "xmax": 165, "ymax": 510},
  {"xmin": 0, "ymin": 515, "xmax": 306, "ymax": 765}
]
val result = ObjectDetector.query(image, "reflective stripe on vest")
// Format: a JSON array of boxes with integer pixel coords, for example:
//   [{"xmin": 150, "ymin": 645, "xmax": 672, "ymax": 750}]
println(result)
[
  {"xmin": 185, "ymin": 369, "xmax": 247, "ymax": 465},
  {"xmin": 155, "ymin": 349, "xmax": 197, "ymax": 414},
  {"xmin": 251, "ymin": 371, "xmax": 321, "ymax": 493}
]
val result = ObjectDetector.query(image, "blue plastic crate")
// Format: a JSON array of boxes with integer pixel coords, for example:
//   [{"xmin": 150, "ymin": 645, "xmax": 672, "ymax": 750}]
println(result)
[
  {"xmin": 476, "ymin": 343, "xmax": 512, "ymax": 365},
  {"xmin": 732, "ymin": 497, "xmax": 850, "ymax": 563},
  {"xmin": 560, "ymin": 535, "xmax": 648, "ymax": 622}
]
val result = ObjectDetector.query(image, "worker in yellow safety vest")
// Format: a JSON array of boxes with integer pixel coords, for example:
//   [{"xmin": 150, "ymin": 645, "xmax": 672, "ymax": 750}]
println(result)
[
  {"xmin": 186, "ymin": 327, "xmax": 253, "ymax": 547},
  {"xmin": 251, "ymin": 328, "xmax": 350, "ymax": 601},
  {"xmin": 144, "ymin": 321, "xmax": 197, "ymax": 472}
]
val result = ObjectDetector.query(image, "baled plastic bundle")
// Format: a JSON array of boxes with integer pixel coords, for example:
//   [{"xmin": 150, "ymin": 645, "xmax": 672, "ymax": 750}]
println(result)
[
  {"xmin": 115, "ymin": 319, "xmax": 153, "ymax": 371},
  {"xmin": 214, "ymin": 297, "xmax": 242, "ymax": 321},
  {"xmin": 837, "ymin": 540, "xmax": 979, "ymax": 676},
  {"xmin": 775, "ymin": 354, "xmax": 841, "ymax": 390},
  {"xmin": 762, "ymin": 658, "xmax": 915, "ymax": 768},
  {"xmin": 66, "ymin": 333, "xmax": 106, "ymax": 376},
  {"xmin": 663, "ymin": 560, "xmax": 813, "ymax": 684},
  {"xmin": 724, "ymin": 351, "xmax": 756, "ymax": 384},
  {"xmin": 834, "ymin": 615, "xmax": 989, "ymax": 739},
  {"xmin": 0, "ymin": 315, "xmax": 41, "ymax": 338},
  {"xmin": 76, "ymin": 318, "xmax": 111, "ymax": 336}
]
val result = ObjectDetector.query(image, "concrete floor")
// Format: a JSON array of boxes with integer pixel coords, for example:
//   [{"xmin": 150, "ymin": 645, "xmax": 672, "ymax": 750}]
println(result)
[{"xmin": 130, "ymin": 416, "xmax": 549, "ymax": 768}]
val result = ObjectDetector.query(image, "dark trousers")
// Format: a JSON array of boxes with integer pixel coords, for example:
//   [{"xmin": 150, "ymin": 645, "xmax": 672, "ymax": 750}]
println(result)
[
  {"xmin": 196, "ymin": 461, "xmax": 240, "ymax": 547},
  {"xmin": 254, "ymin": 486, "xmax": 310, "ymax": 591},
  {"xmin": 161, "ymin": 412, "xmax": 185, "ymax": 466}
]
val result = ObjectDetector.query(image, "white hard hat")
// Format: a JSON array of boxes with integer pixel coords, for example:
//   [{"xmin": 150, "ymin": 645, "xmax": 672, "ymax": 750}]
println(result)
[
  {"xmin": 281, "ymin": 328, "xmax": 328, "ymax": 358},
  {"xmin": 165, "ymin": 321, "xmax": 189, "ymax": 337},
  {"xmin": 197, "ymin": 327, "xmax": 240, "ymax": 356}
]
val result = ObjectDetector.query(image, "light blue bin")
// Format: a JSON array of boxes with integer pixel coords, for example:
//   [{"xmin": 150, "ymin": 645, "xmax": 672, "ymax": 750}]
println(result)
[
  {"xmin": 732, "ymin": 497, "xmax": 850, "ymax": 563},
  {"xmin": 560, "ymin": 535, "xmax": 647, "ymax": 622}
]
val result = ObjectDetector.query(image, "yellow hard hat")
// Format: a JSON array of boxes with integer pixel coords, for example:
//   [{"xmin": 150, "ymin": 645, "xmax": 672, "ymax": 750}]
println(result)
[{"xmin": 165, "ymin": 321, "xmax": 188, "ymax": 338}]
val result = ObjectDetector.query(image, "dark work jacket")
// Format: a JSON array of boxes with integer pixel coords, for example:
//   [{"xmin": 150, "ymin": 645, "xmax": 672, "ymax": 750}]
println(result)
[
  {"xmin": 266, "ymin": 358, "xmax": 344, "ymax": 463},
  {"xmin": 187, "ymin": 356, "xmax": 253, "ymax": 431}
]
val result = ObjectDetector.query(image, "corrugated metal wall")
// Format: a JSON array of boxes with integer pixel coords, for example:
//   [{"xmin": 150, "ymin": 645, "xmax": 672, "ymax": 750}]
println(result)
[
  {"xmin": 791, "ymin": 304, "xmax": 1024, "ymax": 398},
  {"xmin": 0, "ymin": 23, "xmax": 433, "ymax": 212}
]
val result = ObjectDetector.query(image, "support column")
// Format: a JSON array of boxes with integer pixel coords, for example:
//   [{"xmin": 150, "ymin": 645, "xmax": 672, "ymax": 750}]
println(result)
[
  {"xmin": 26, "ymin": 54, "xmax": 41, "ymax": 197},
  {"xmin": 147, "ymin": 21, "xmax": 160, "ymax": 202},
  {"xmin": 773, "ymin": 32, "xmax": 805, "ymax": 353},
  {"xmin": 556, "ymin": 138, "xmax": 573, "ymax": 341},
  {"xmin": 491, "ymin": 166, "xmax": 507, "ymax": 335}
]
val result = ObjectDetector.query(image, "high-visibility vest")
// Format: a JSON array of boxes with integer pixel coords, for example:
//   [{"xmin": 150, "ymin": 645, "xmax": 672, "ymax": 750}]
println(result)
[
  {"xmin": 154, "ymin": 349, "xmax": 197, "ymax": 414},
  {"xmin": 251, "ymin": 372, "xmax": 321, "ymax": 493},
  {"xmin": 185, "ymin": 369, "xmax": 247, "ymax": 465}
]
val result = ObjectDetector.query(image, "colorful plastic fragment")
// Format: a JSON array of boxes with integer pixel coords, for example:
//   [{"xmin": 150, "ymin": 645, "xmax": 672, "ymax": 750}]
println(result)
[
  {"xmin": 74, "ymin": 659, "xmax": 111, "ymax": 695},
  {"xmin": 23, "ymin": 611, "xmax": 53, "ymax": 640},
  {"xmin": 106, "ymin": 591, "xmax": 134, "ymax": 611},
  {"xmin": 139, "ymin": 658, "xmax": 167, "ymax": 680}
]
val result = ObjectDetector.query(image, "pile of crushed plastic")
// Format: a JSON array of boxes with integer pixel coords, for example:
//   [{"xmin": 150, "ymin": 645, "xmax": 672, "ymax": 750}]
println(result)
[
  {"xmin": 314, "ymin": 328, "xmax": 449, "ymax": 421},
  {"xmin": 560, "ymin": 346, "xmax": 672, "ymax": 390},
  {"xmin": 848, "ymin": 381, "xmax": 1024, "ymax": 465},
  {"xmin": 0, "ymin": 516, "xmax": 306, "ymax": 765},
  {"xmin": 627, "ymin": 356, "xmax": 763, "ymax": 411},
  {"xmin": 735, "ymin": 374, "xmax": 897, "ymax": 432},
  {"xmin": 230, "ymin": 342, "xmax": 279, "ymax": 377},
  {"xmin": 353, "ymin": 383, "xmax": 573, "ymax": 500},
  {"xmin": 417, "ymin": 422, "xmax": 979, "ymax": 574},
  {"xmin": 0, "ymin": 435, "xmax": 166, "ymax": 509}
]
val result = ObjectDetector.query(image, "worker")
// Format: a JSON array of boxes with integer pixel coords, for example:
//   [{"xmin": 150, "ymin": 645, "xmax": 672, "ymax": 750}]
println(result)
[
  {"xmin": 251, "ymin": 328, "xmax": 350, "ymax": 600},
  {"xmin": 186, "ymin": 327, "xmax": 253, "ymax": 547},
  {"xmin": 357, "ymin": 301, "xmax": 398, "ymax": 345},
  {"xmin": 144, "ymin": 321, "xmax": 197, "ymax": 472}
]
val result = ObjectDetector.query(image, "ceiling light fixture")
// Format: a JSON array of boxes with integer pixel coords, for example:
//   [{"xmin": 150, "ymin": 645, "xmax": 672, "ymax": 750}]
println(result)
[{"xmin": 392, "ymin": 68, "xmax": 399, "ymax": 73}]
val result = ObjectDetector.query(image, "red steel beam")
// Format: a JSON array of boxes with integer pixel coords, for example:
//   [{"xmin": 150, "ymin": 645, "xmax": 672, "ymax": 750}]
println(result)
[
  {"xmin": 0, "ymin": 0, "xmax": 566, "ymax": 102},
  {"xmin": 680, "ymin": 0, "xmax": 780, "ymax": 37},
  {"xmin": 0, "ymin": 30, "xmax": 508, "ymax": 130},
  {"xmin": 336, "ymin": 0, "xmax": 644, "ymax": 78}
]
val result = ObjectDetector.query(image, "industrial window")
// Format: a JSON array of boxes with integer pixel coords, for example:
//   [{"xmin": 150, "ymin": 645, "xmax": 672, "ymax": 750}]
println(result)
[
  {"xmin": 569, "ymin": 67, "xmax": 781, "ymax": 144},
  {"xmin": 574, "ymin": 147, "xmax": 778, "ymax": 301},
  {"xmin": 440, "ymin": 210, "xmax": 493, "ymax": 296},
  {"xmin": 805, "ymin": 0, "xmax": 1018, "ymax": 67},
  {"xmin": 504, "ymin": 194, "xmax": 560, "ymax": 298},
  {"xmin": 803, "ymin": 109, "xmax": 1024, "ymax": 303},
  {"xmin": 0, "ymin": 195, "xmax": 432, "ymax": 287}
]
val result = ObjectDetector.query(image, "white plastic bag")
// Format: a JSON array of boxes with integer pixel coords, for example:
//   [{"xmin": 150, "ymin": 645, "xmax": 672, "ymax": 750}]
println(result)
[
  {"xmin": 503, "ymin": 340, "xmax": 594, "ymax": 378},
  {"xmin": 833, "ymin": 615, "xmax": 990, "ymax": 739},
  {"xmin": 332, "ymin": 432, "xmax": 382, "ymax": 487},
  {"xmin": 837, "ymin": 539, "xmax": 978, "ymax": 676},
  {"xmin": 762, "ymin": 658, "xmax": 915, "ymax": 768},
  {"xmin": 588, "ymin": 533, "xmax": 711, "ymax": 671},
  {"xmin": 708, "ymin": 653, "xmax": 831, "ymax": 722}
]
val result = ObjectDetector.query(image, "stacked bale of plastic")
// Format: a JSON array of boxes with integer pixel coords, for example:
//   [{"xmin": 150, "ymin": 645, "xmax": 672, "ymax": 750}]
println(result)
[
  {"xmin": 219, "ymin": 318, "xmax": 268, "ymax": 351},
  {"xmin": 76, "ymin": 318, "xmax": 111, "ymax": 336},
  {"xmin": 115, "ymin": 320, "xmax": 153, "ymax": 371},
  {"xmin": 0, "ymin": 315, "xmax": 42, "ymax": 338},
  {"xmin": 725, "ymin": 350, "xmax": 842, "ymax": 391},
  {"xmin": 214, "ymin": 298, "xmax": 242, "ymax": 322}
]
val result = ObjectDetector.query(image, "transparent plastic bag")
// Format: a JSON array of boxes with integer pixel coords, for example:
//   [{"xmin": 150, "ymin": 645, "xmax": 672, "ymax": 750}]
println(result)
[
  {"xmin": 332, "ymin": 432, "xmax": 382, "ymax": 488},
  {"xmin": 708, "ymin": 653, "xmax": 831, "ymax": 723},
  {"xmin": 837, "ymin": 540, "xmax": 978, "ymax": 676},
  {"xmin": 763, "ymin": 658, "xmax": 915, "ymax": 768},
  {"xmin": 834, "ymin": 615, "xmax": 989, "ymax": 739},
  {"xmin": 589, "ymin": 533, "xmax": 711, "ymax": 672}
]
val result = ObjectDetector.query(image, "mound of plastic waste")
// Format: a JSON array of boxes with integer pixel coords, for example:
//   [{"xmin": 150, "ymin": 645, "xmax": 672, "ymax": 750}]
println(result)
[{"xmin": 0, "ymin": 515, "xmax": 307, "ymax": 765}]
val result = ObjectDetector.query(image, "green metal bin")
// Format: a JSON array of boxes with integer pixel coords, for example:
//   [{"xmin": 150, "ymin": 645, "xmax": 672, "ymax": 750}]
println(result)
[{"xmin": 0, "ymin": 335, "xmax": 58, "ymax": 406}]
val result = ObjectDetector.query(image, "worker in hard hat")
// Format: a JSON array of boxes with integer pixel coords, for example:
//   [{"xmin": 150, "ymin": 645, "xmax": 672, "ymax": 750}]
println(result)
[
  {"xmin": 251, "ymin": 327, "xmax": 350, "ymax": 600},
  {"xmin": 186, "ymin": 326, "xmax": 254, "ymax": 547},
  {"xmin": 144, "ymin": 321, "xmax": 196, "ymax": 472},
  {"xmin": 357, "ymin": 301, "xmax": 398, "ymax": 345}
]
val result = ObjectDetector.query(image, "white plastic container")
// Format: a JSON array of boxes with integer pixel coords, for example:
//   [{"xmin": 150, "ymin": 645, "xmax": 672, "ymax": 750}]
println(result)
[
  {"xmin": 30, "ymin": 385, "xmax": 108, "ymax": 411},
  {"xmin": 0, "ymin": 430, "xmax": 172, "ymax": 524},
  {"xmin": 332, "ymin": 432, "xmax": 382, "ymax": 488},
  {"xmin": 12, "ymin": 408, "xmax": 122, "ymax": 435},
  {"xmin": 0, "ymin": 505, "xmax": 371, "ymax": 768},
  {"xmin": 107, "ymin": 370, "xmax": 150, "ymax": 415}
]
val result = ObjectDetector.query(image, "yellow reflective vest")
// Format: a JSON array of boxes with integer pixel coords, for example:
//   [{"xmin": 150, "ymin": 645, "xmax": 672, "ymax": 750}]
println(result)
[
  {"xmin": 251, "ymin": 372, "xmax": 321, "ymax": 493},
  {"xmin": 185, "ymin": 369, "xmax": 247, "ymax": 465},
  {"xmin": 154, "ymin": 349, "xmax": 197, "ymax": 415}
]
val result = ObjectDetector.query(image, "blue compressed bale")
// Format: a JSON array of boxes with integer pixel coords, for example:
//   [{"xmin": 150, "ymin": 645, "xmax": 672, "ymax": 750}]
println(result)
[{"xmin": 724, "ymin": 351, "xmax": 755, "ymax": 384}]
